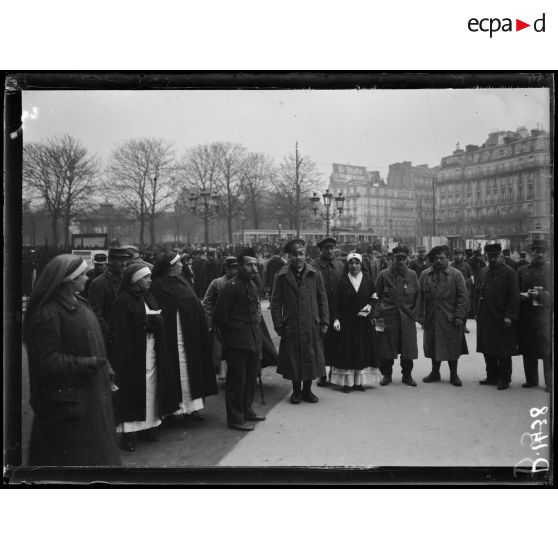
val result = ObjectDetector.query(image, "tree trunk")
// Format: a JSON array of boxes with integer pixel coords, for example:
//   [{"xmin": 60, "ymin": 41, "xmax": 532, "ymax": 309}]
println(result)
[
  {"xmin": 149, "ymin": 213, "xmax": 156, "ymax": 247},
  {"xmin": 251, "ymin": 196, "xmax": 259, "ymax": 229},
  {"xmin": 51, "ymin": 216, "xmax": 59, "ymax": 249},
  {"xmin": 227, "ymin": 210, "xmax": 233, "ymax": 244},
  {"xmin": 139, "ymin": 215, "xmax": 145, "ymax": 248}
]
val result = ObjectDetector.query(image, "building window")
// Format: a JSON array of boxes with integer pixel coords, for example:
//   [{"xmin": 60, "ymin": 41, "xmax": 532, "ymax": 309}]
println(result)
[{"xmin": 527, "ymin": 182, "xmax": 534, "ymax": 200}]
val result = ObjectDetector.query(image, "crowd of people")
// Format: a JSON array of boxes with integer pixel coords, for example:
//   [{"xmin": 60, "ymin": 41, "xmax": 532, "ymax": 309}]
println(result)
[{"xmin": 23, "ymin": 237, "xmax": 552, "ymax": 466}]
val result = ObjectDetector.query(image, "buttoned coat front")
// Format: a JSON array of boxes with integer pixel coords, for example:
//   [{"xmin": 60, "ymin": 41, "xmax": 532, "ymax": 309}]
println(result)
[
  {"xmin": 270, "ymin": 264, "xmax": 329, "ymax": 380},
  {"xmin": 419, "ymin": 265, "xmax": 469, "ymax": 361},
  {"xmin": 375, "ymin": 266, "xmax": 419, "ymax": 360},
  {"xmin": 475, "ymin": 263, "xmax": 520, "ymax": 356}
]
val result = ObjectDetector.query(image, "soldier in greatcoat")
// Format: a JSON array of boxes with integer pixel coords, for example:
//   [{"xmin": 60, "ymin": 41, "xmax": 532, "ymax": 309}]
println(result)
[
  {"xmin": 517, "ymin": 239, "xmax": 552, "ymax": 392},
  {"xmin": 213, "ymin": 248, "xmax": 265, "ymax": 431},
  {"xmin": 310, "ymin": 237, "xmax": 345, "ymax": 387},
  {"xmin": 419, "ymin": 245, "xmax": 469, "ymax": 387},
  {"xmin": 271, "ymin": 239, "xmax": 329, "ymax": 404},
  {"xmin": 375, "ymin": 246, "xmax": 420, "ymax": 387},
  {"xmin": 476, "ymin": 243, "xmax": 520, "ymax": 390}
]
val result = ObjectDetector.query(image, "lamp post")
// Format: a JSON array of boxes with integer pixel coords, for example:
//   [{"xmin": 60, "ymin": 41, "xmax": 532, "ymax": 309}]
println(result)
[
  {"xmin": 188, "ymin": 188, "xmax": 221, "ymax": 246},
  {"xmin": 310, "ymin": 189, "xmax": 346, "ymax": 237}
]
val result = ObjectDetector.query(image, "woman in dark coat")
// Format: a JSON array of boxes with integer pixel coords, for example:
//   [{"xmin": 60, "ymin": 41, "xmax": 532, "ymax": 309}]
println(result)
[
  {"xmin": 150, "ymin": 252, "xmax": 218, "ymax": 422},
  {"xmin": 23, "ymin": 254, "xmax": 121, "ymax": 466},
  {"xmin": 108, "ymin": 263, "xmax": 180, "ymax": 452},
  {"xmin": 330, "ymin": 253, "xmax": 379, "ymax": 392}
]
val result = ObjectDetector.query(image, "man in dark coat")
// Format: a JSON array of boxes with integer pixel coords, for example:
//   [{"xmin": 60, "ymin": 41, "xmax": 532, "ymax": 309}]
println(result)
[
  {"xmin": 516, "ymin": 251, "xmax": 529, "ymax": 269},
  {"xmin": 310, "ymin": 237, "xmax": 345, "ymax": 387},
  {"xmin": 265, "ymin": 248, "xmax": 286, "ymax": 300},
  {"xmin": 197, "ymin": 249, "xmax": 221, "ymax": 299},
  {"xmin": 420, "ymin": 246, "xmax": 469, "ymax": 387},
  {"xmin": 502, "ymin": 248, "xmax": 517, "ymax": 270},
  {"xmin": 517, "ymin": 240, "xmax": 552, "ymax": 392},
  {"xmin": 476, "ymin": 243, "xmax": 520, "ymax": 390},
  {"xmin": 271, "ymin": 239, "xmax": 329, "ymax": 404},
  {"xmin": 408, "ymin": 246, "xmax": 429, "ymax": 279},
  {"xmin": 466, "ymin": 249, "xmax": 486, "ymax": 318},
  {"xmin": 213, "ymin": 248, "xmax": 265, "ymax": 431},
  {"xmin": 374, "ymin": 246, "xmax": 419, "ymax": 387},
  {"xmin": 450, "ymin": 248, "xmax": 474, "ymax": 333},
  {"xmin": 83, "ymin": 253, "xmax": 107, "ymax": 298},
  {"xmin": 88, "ymin": 247, "xmax": 130, "ymax": 342}
]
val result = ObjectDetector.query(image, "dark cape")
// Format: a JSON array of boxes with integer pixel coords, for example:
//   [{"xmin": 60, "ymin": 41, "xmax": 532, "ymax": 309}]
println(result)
[
  {"xmin": 150, "ymin": 275, "xmax": 218, "ymax": 400},
  {"xmin": 108, "ymin": 289, "xmax": 181, "ymax": 423},
  {"xmin": 330, "ymin": 274, "xmax": 378, "ymax": 370}
]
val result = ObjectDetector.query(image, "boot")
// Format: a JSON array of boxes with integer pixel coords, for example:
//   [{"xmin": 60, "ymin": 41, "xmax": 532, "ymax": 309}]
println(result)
[
  {"xmin": 317, "ymin": 375, "xmax": 328, "ymax": 387},
  {"xmin": 402, "ymin": 373, "xmax": 417, "ymax": 387},
  {"xmin": 290, "ymin": 381, "xmax": 302, "ymax": 404},
  {"xmin": 450, "ymin": 373, "xmax": 462, "ymax": 387},
  {"xmin": 380, "ymin": 374, "xmax": 392, "ymax": 386},
  {"xmin": 423, "ymin": 371, "xmax": 441, "ymax": 383},
  {"xmin": 302, "ymin": 381, "xmax": 319, "ymax": 403}
]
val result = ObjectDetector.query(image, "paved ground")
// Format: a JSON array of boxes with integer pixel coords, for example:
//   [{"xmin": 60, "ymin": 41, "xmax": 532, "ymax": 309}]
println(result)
[{"xmin": 21, "ymin": 309, "xmax": 551, "ymax": 469}]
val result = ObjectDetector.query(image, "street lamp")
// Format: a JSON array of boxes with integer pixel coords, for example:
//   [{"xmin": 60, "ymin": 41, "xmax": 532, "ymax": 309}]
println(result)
[
  {"xmin": 310, "ymin": 189, "xmax": 346, "ymax": 236},
  {"xmin": 188, "ymin": 188, "xmax": 221, "ymax": 245}
]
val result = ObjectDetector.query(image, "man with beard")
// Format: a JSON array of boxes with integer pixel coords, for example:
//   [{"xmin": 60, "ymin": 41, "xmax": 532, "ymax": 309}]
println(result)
[
  {"xmin": 88, "ymin": 247, "xmax": 131, "ymax": 342},
  {"xmin": 375, "ymin": 246, "xmax": 420, "ymax": 387},
  {"xmin": 83, "ymin": 253, "xmax": 107, "ymax": 298},
  {"xmin": 450, "ymin": 248, "xmax": 473, "ymax": 333},
  {"xmin": 476, "ymin": 244, "xmax": 520, "ymax": 390},
  {"xmin": 310, "ymin": 237, "xmax": 345, "ymax": 387},
  {"xmin": 213, "ymin": 248, "xmax": 264, "ymax": 431},
  {"xmin": 408, "ymin": 246, "xmax": 429, "ymax": 279},
  {"xmin": 271, "ymin": 239, "xmax": 329, "ymax": 403},
  {"xmin": 419, "ymin": 245, "xmax": 468, "ymax": 387},
  {"xmin": 517, "ymin": 239, "xmax": 552, "ymax": 392}
]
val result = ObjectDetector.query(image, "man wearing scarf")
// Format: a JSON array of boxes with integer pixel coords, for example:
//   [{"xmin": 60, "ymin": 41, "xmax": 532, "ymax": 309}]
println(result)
[
  {"xmin": 375, "ymin": 246, "xmax": 420, "ymax": 387},
  {"xmin": 475, "ymin": 243, "xmax": 520, "ymax": 390},
  {"xmin": 419, "ymin": 245, "xmax": 468, "ymax": 387},
  {"xmin": 517, "ymin": 239, "xmax": 551, "ymax": 392},
  {"xmin": 213, "ymin": 248, "xmax": 265, "ymax": 431}
]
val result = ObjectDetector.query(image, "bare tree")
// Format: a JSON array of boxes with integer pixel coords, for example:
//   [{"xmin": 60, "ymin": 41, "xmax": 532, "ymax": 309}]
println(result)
[
  {"xmin": 179, "ymin": 143, "xmax": 223, "ymax": 244},
  {"xmin": 241, "ymin": 152, "xmax": 275, "ymax": 229},
  {"xmin": 272, "ymin": 150, "xmax": 324, "ymax": 232},
  {"xmin": 23, "ymin": 135, "xmax": 99, "ymax": 249},
  {"xmin": 107, "ymin": 138, "xmax": 176, "ymax": 247},
  {"xmin": 215, "ymin": 142, "xmax": 248, "ymax": 243}
]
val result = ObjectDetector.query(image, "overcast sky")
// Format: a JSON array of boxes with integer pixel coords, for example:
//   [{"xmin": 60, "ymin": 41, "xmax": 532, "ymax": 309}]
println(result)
[{"xmin": 22, "ymin": 88, "xmax": 550, "ymax": 181}]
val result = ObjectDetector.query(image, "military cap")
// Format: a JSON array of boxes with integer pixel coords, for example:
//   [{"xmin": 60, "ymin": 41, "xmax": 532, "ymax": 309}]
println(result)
[
  {"xmin": 317, "ymin": 237, "xmax": 337, "ymax": 249},
  {"xmin": 416, "ymin": 246, "xmax": 427, "ymax": 252},
  {"xmin": 502, "ymin": 248, "xmax": 511, "ymax": 256},
  {"xmin": 93, "ymin": 253, "xmax": 107, "ymax": 263},
  {"xmin": 108, "ymin": 247, "xmax": 131, "ymax": 260},
  {"xmin": 530, "ymin": 239, "xmax": 548, "ymax": 252},
  {"xmin": 284, "ymin": 238, "xmax": 305, "ymax": 254},
  {"xmin": 453, "ymin": 247, "xmax": 464, "ymax": 255}
]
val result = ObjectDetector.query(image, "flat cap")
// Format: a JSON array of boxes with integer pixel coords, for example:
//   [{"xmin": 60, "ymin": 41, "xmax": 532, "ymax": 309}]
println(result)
[
  {"xmin": 484, "ymin": 243, "xmax": 502, "ymax": 254},
  {"xmin": 427, "ymin": 245, "xmax": 449, "ymax": 262},
  {"xmin": 392, "ymin": 245, "xmax": 410, "ymax": 255}
]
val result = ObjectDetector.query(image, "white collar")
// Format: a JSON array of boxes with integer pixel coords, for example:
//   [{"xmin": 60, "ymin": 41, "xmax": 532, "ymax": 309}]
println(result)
[{"xmin": 348, "ymin": 271, "xmax": 363, "ymax": 292}]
